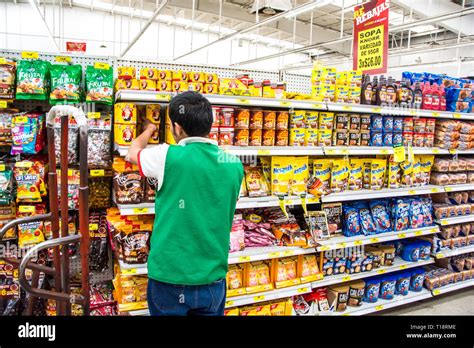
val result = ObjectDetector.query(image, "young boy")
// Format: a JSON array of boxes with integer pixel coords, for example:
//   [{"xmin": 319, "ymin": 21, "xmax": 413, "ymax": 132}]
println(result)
[{"xmin": 126, "ymin": 91, "xmax": 243, "ymax": 315}]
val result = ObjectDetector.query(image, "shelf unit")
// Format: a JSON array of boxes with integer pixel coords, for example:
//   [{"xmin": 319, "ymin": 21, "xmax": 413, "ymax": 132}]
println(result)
[
  {"xmin": 436, "ymin": 215, "xmax": 474, "ymax": 226},
  {"xmin": 443, "ymin": 184, "xmax": 474, "ymax": 193},
  {"xmin": 228, "ymin": 245, "xmax": 316, "ymax": 264},
  {"xmin": 434, "ymin": 245, "xmax": 474, "ymax": 259},
  {"xmin": 431, "ymin": 279, "xmax": 474, "ymax": 296}
]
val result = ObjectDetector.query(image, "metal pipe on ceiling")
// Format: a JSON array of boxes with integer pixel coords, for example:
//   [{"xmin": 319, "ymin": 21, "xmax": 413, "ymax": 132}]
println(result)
[
  {"xmin": 119, "ymin": 0, "xmax": 168, "ymax": 57},
  {"xmin": 173, "ymin": 0, "xmax": 333, "ymax": 61},
  {"xmin": 28, "ymin": 0, "xmax": 60, "ymax": 51},
  {"xmin": 231, "ymin": 7, "xmax": 474, "ymax": 66}
]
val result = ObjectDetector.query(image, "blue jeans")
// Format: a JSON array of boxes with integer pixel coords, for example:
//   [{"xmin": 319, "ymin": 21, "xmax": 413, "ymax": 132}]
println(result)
[{"xmin": 147, "ymin": 278, "xmax": 226, "ymax": 316}]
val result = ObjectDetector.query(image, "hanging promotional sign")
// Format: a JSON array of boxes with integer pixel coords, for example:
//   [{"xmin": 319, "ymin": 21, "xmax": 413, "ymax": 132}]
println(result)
[
  {"xmin": 66, "ymin": 42, "xmax": 87, "ymax": 53},
  {"xmin": 353, "ymin": 0, "xmax": 390, "ymax": 74}
]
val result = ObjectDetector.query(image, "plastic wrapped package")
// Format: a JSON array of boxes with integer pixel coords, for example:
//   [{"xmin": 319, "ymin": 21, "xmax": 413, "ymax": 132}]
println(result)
[{"xmin": 87, "ymin": 114, "xmax": 112, "ymax": 168}]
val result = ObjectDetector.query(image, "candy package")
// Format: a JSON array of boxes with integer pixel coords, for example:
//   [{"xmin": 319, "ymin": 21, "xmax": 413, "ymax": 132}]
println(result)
[
  {"xmin": 391, "ymin": 198, "xmax": 410, "ymax": 231},
  {"xmin": 400, "ymin": 160, "xmax": 414, "ymax": 187},
  {"xmin": 49, "ymin": 64, "xmax": 82, "ymax": 104},
  {"xmin": 86, "ymin": 65, "xmax": 113, "ymax": 105},
  {"xmin": 87, "ymin": 114, "xmax": 112, "ymax": 168},
  {"xmin": 330, "ymin": 158, "xmax": 349, "ymax": 193},
  {"xmin": 271, "ymin": 157, "xmax": 293, "ymax": 196},
  {"xmin": 16, "ymin": 59, "xmax": 50, "ymax": 100},
  {"xmin": 369, "ymin": 200, "xmax": 391, "ymax": 233},
  {"xmin": 358, "ymin": 203, "xmax": 377, "ymax": 236},
  {"xmin": 291, "ymin": 156, "xmax": 309, "ymax": 196},
  {"xmin": 11, "ymin": 113, "xmax": 45, "ymax": 155},
  {"xmin": 53, "ymin": 116, "xmax": 78, "ymax": 165},
  {"xmin": 0, "ymin": 60, "xmax": 16, "ymax": 100},
  {"xmin": 313, "ymin": 159, "xmax": 332, "ymax": 195},
  {"xmin": 17, "ymin": 203, "xmax": 46, "ymax": 249},
  {"xmin": 112, "ymin": 158, "xmax": 143, "ymax": 204},
  {"xmin": 409, "ymin": 198, "xmax": 425, "ymax": 229},
  {"xmin": 305, "ymin": 211, "xmax": 330, "ymax": 241},
  {"xmin": 244, "ymin": 165, "xmax": 270, "ymax": 198},
  {"xmin": 57, "ymin": 169, "xmax": 80, "ymax": 210},
  {"xmin": 343, "ymin": 204, "xmax": 361, "ymax": 237},
  {"xmin": 14, "ymin": 160, "xmax": 46, "ymax": 203},
  {"xmin": 89, "ymin": 210, "xmax": 109, "ymax": 272}
]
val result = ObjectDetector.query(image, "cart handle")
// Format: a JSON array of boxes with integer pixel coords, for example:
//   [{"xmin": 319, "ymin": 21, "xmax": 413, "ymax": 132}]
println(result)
[
  {"xmin": 0, "ymin": 213, "xmax": 52, "ymax": 241},
  {"xmin": 46, "ymin": 105, "xmax": 87, "ymax": 127},
  {"xmin": 19, "ymin": 234, "xmax": 86, "ymax": 306}
]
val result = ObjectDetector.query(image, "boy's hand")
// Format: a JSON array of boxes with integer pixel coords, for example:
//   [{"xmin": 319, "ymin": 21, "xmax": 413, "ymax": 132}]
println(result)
[{"xmin": 144, "ymin": 122, "xmax": 157, "ymax": 133}]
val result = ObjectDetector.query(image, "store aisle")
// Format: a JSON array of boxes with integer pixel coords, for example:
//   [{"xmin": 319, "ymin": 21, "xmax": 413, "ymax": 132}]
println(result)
[{"xmin": 380, "ymin": 289, "xmax": 474, "ymax": 315}]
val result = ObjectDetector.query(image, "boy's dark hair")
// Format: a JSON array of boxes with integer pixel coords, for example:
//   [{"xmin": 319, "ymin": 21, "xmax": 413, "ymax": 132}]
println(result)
[{"xmin": 169, "ymin": 91, "xmax": 213, "ymax": 137}]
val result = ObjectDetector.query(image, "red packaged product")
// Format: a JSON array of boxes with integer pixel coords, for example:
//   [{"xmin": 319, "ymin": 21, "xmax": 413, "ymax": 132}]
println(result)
[
  {"xmin": 403, "ymin": 132, "xmax": 413, "ymax": 147},
  {"xmin": 425, "ymin": 119, "xmax": 436, "ymax": 133},
  {"xmin": 403, "ymin": 117, "xmax": 414, "ymax": 132},
  {"xmin": 413, "ymin": 133, "xmax": 424, "ymax": 147},
  {"xmin": 424, "ymin": 133, "xmax": 434, "ymax": 147},
  {"xmin": 219, "ymin": 127, "xmax": 234, "ymax": 146},
  {"xmin": 413, "ymin": 118, "xmax": 426, "ymax": 133},
  {"xmin": 219, "ymin": 107, "xmax": 235, "ymax": 127},
  {"xmin": 209, "ymin": 127, "xmax": 219, "ymax": 142},
  {"xmin": 211, "ymin": 107, "xmax": 220, "ymax": 127}
]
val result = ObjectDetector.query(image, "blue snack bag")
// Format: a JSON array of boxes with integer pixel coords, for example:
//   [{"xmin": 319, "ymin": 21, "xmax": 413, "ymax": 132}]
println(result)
[
  {"xmin": 371, "ymin": 115, "xmax": 383, "ymax": 131},
  {"xmin": 383, "ymin": 116, "xmax": 393, "ymax": 132},
  {"xmin": 396, "ymin": 272, "xmax": 411, "ymax": 296},
  {"xmin": 409, "ymin": 198, "xmax": 425, "ymax": 229},
  {"xmin": 418, "ymin": 240, "xmax": 432, "ymax": 260},
  {"xmin": 401, "ymin": 242, "xmax": 420, "ymax": 262},
  {"xmin": 392, "ymin": 132, "xmax": 403, "ymax": 147},
  {"xmin": 393, "ymin": 117, "xmax": 403, "ymax": 132},
  {"xmin": 379, "ymin": 276, "xmax": 396, "ymax": 300},
  {"xmin": 343, "ymin": 204, "xmax": 361, "ymax": 237},
  {"xmin": 364, "ymin": 277, "xmax": 381, "ymax": 303},
  {"xmin": 410, "ymin": 268, "xmax": 425, "ymax": 292},
  {"xmin": 371, "ymin": 132, "xmax": 383, "ymax": 146},
  {"xmin": 420, "ymin": 197, "xmax": 433, "ymax": 227},
  {"xmin": 369, "ymin": 200, "xmax": 392, "ymax": 233},
  {"xmin": 358, "ymin": 203, "xmax": 377, "ymax": 236},
  {"xmin": 382, "ymin": 132, "xmax": 393, "ymax": 146},
  {"xmin": 391, "ymin": 198, "xmax": 410, "ymax": 231}
]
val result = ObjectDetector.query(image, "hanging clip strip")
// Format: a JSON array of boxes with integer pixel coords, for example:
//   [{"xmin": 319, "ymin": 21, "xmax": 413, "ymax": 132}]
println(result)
[{"xmin": 278, "ymin": 196, "xmax": 289, "ymax": 220}]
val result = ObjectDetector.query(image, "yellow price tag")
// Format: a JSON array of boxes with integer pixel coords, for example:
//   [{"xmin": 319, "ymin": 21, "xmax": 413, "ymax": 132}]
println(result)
[
  {"xmin": 89, "ymin": 223, "xmax": 98, "ymax": 231},
  {"xmin": 280, "ymin": 101, "xmax": 291, "ymax": 107},
  {"xmin": 68, "ymin": 169, "xmax": 74, "ymax": 176},
  {"xmin": 375, "ymin": 305, "xmax": 384, "ymax": 311},
  {"xmin": 319, "ymin": 245, "xmax": 330, "ymax": 251},
  {"xmin": 430, "ymin": 228, "xmax": 438, "ymax": 233},
  {"xmin": 377, "ymin": 269, "xmax": 386, "ymax": 274},
  {"xmin": 399, "ymin": 264, "xmax": 407, "ymax": 270},
  {"xmin": 19, "ymin": 205, "xmax": 36, "ymax": 213},
  {"xmin": 0, "ymin": 164, "xmax": 5, "ymax": 171},
  {"xmin": 414, "ymin": 231, "xmax": 423, "ymax": 236},
  {"xmin": 297, "ymin": 287, "xmax": 309, "ymax": 293},
  {"xmin": 237, "ymin": 99, "xmax": 250, "ymax": 104},
  {"xmin": 225, "ymin": 301, "xmax": 234, "ymax": 307},
  {"xmin": 0, "ymin": 58, "xmax": 6, "ymax": 64},
  {"xmin": 156, "ymin": 93, "xmax": 171, "ymax": 101},
  {"xmin": 0, "ymin": 101, "xmax": 7, "ymax": 109},
  {"xmin": 431, "ymin": 188, "xmax": 440, "ymax": 193},
  {"xmin": 432, "ymin": 149, "xmax": 440, "ymax": 154},
  {"xmin": 282, "ymin": 250, "xmax": 295, "ymax": 257},
  {"xmin": 445, "ymin": 187, "xmax": 453, "ymax": 192},
  {"xmin": 257, "ymin": 150, "xmax": 271, "ymax": 155},
  {"xmin": 373, "ymin": 107, "xmax": 382, "ymax": 113},
  {"xmin": 354, "ymin": 240, "xmax": 363, "ymax": 246},
  {"xmin": 433, "ymin": 289, "xmax": 441, "ymax": 296},
  {"xmin": 409, "ymin": 110, "xmax": 417, "ymax": 115},
  {"xmin": 325, "ymin": 149, "xmax": 336, "ymax": 155},
  {"xmin": 337, "ymin": 242, "xmax": 347, "ymax": 248},
  {"xmin": 15, "ymin": 162, "xmax": 32, "ymax": 168},
  {"xmin": 133, "ymin": 207, "xmax": 149, "ymax": 214},
  {"xmin": 441, "ymin": 220, "xmax": 448, "ymax": 226},
  {"xmin": 88, "ymin": 112, "xmax": 101, "ymax": 119},
  {"xmin": 370, "ymin": 238, "xmax": 379, "ymax": 243},
  {"xmin": 453, "ymin": 113, "xmax": 461, "ymax": 119},
  {"xmin": 342, "ymin": 313, "xmax": 350, "ymax": 316},
  {"xmin": 393, "ymin": 145, "xmax": 405, "ymax": 163},
  {"xmin": 342, "ymin": 276, "xmax": 351, "ymax": 282},
  {"xmin": 398, "ymin": 233, "xmax": 406, "ymax": 239},
  {"xmin": 342, "ymin": 105, "xmax": 352, "ymax": 111},
  {"xmin": 380, "ymin": 149, "xmax": 389, "ymax": 154},
  {"xmin": 313, "ymin": 103, "xmax": 324, "ymax": 109},
  {"xmin": 238, "ymin": 256, "xmax": 250, "ymax": 262},
  {"xmin": 122, "ymin": 268, "xmax": 137, "ymax": 275},
  {"xmin": 431, "ymin": 111, "xmax": 440, "ymax": 117},
  {"xmin": 408, "ymin": 190, "xmax": 416, "ymax": 195},
  {"xmin": 253, "ymin": 295, "xmax": 265, "ymax": 301},
  {"xmin": 307, "ymin": 197, "xmax": 320, "ymax": 204},
  {"xmin": 15, "ymin": 116, "xmax": 28, "ymax": 124},
  {"xmin": 340, "ymin": 149, "xmax": 349, "ymax": 155},
  {"xmin": 94, "ymin": 62, "xmax": 110, "ymax": 70},
  {"xmin": 449, "ymin": 149, "xmax": 457, "ymax": 154},
  {"xmin": 268, "ymin": 252, "xmax": 280, "ymax": 258},
  {"xmin": 55, "ymin": 56, "xmax": 71, "ymax": 63},
  {"xmin": 21, "ymin": 51, "xmax": 38, "ymax": 59},
  {"xmin": 436, "ymin": 253, "xmax": 444, "ymax": 259},
  {"xmin": 90, "ymin": 169, "xmax": 105, "ymax": 177}
]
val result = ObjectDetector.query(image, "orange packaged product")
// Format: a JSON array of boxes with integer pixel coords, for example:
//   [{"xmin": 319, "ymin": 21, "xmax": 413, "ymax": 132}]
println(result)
[
  {"xmin": 263, "ymin": 111, "xmax": 276, "ymax": 130},
  {"xmin": 262, "ymin": 129, "xmax": 275, "ymax": 146},
  {"xmin": 234, "ymin": 129, "xmax": 249, "ymax": 146},
  {"xmin": 157, "ymin": 70, "xmax": 172, "ymax": 80},
  {"xmin": 245, "ymin": 261, "xmax": 273, "ymax": 292},
  {"xmin": 249, "ymin": 129, "xmax": 262, "ymax": 146},
  {"xmin": 275, "ymin": 130, "xmax": 288, "ymax": 146},
  {"xmin": 156, "ymin": 80, "xmax": 171, "ymax": 92},
  {"xmin": 209, "ymin": 127, "xmax": 219, "ymax": 142},
  {"xmin": 235, "ymin": 109, "xmax": 250, "ymax": 129},
  {"xmin": 276, "ymin": 111, "xmax": 289, "ymax": 130},
  {"xmin": 250, "ymin": 110, "xmax": 264, "ymax": 129},
  {"xmin": 219, "ymin": 127, "xmax": 234, "ymax": 146}
]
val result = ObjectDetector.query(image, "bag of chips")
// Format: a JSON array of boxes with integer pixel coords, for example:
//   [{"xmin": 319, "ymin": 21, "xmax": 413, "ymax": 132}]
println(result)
[
  {"xmin": 16, "ymin": 59, "xmax": 50, "ymax": 100},
  {"xmin": 49, "ymin": 64, "xmax": 82, "ymax": 104},
  {"xmin": 86, "ymin": 65, "xmax": 113, "ymax": 105},
  {"xmin": 11, "ymin": 112, "xmax": 45, "ymax": 155},
  {"xmin": 0, "ymin": 60, "xmax": 16, "ymax": 100},
  {"xmin": 14, "ymin": 160, "xmax": 46, "ymax": 203}
]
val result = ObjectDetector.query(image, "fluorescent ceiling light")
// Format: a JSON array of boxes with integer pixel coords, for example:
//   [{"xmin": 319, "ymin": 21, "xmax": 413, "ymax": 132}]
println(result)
[
  {"xmin": 285, "ymin": 0, "xmax": 333, "ymax": 18},
  {"xmin": 410, "ymin": 24, "xmax": 438, "ymax": 33}
]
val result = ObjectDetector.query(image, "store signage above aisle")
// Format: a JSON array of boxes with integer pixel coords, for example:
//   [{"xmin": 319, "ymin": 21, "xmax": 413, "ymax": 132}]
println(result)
[
  {"xmin": 353, "ymin": 0, "xmax": 390, "ymax": 74},
  {"xmin": 66, "ymin": 42, "xmax": 87, "ymax": 53}
]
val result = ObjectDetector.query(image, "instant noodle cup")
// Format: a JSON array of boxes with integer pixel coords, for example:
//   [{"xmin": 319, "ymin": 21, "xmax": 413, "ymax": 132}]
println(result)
[
  {"xmin": 139, "ymin": 79, "xmax": 156, "ymax": 91},
  {"xmin": 188, "ymin": 71, "xmax": 205, "ymax": 83},
  {"xmin": 306, "ymin": 111, "xmax": 319, "ymax": 129},
  {"xmin": 250, "ymin": 110, "xmax": 264, "ymax": 129},
  {"xmin": 145, "ymin": 104, "xmax": 161, "ymax": 124},
  {"xmin": 249, "ymin": 129, "xmax": 262, "ymax": 146},
  {"xmin": 118, "ymin": 66, "xmax": 136, "ymax": 79},
  {"xmin": 276, "ymin": 111, "xmax": 289, "ymax": 130},
  {"xmin": 209, "ymin": 127, "xmax": 219, "ymax": 142},
  {"xmin": 318, "ymin": 129, "xmax": 332, "ymax": 147},
  {"xmin": 205, "ymin": 73, "xmax": 218, "ymax": 84},
  {"xmin": 291, "ymin": 156, "xmax": 309, "ymax": 196},
  {"xmin": 219, "ymin": 127, "xmax": 234, "ymax": 146},
  {"xmin": 211, "ymin": 107, "xmax": 220, "ymax": 127},
  {"xmin": 188, "ymin": 82, "xmax": 203, "ymax": 93},
  {"xmin": 114, "ymin": 124, "xmax": 136, "ymax": 146},
  {"xmin": 234, "ymin": 129, "xmax": 249, "ymax": 146},
  {"xmin": 275, "ymin": 130, "xmax": 288, "ymax": 146},
  {"xmin": 289, "ymin": 128, "xmax": 305, "ymax": 146},
  {"xmin": 220, "ymin": 107, "xmax": 235, "ymax": 127},
  {"xmin": 262, "ymin": 129, "xmax": 275, "ymax": 146},
  {"xmin": 235, "ymin": 109, "xmax": 250, "ymax": 129},
  {"xmin": 172, "ymin": 81, "xmax": 188, "ymax": 92},
  {"xmin": 204, "ymin": 83, "xmax": 218, "ymax": 94},
  {"xmin": 271, "ymin": 156, "xmax": 293, "ymax": 196},
  {"xmin": 156, "ymin": 80, "xmax": 171, "ymax": 92},
  {"xmin": 290, "ymin": 110, "xmax": 306, "ymax": 128},
  {"xmin": 157, "ymin": 70, "xmax": 172, "ymax": 80},
  {"xmin": 139, "ymin": 67, "xmax": 159, "ymax": 80},
  {"xmin": 114, "ymin": 103, "xmax": 137, "ymax": 124},
  {"xmin": 263, "ymin": 111, "xmax": 276, "ymax": 129},
  {"xmin": 305, "ymin": 128, "xmax": 318, "ymax": 146},
  {"xmin": 172, "ymin": 70, "xmax": 188, "ymax": 81}
]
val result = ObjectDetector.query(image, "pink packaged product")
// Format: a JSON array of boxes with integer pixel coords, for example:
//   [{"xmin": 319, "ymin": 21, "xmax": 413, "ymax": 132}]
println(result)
[{"xmin": 230, "ymin": 216, "xmax": 245, "ymax": 252}]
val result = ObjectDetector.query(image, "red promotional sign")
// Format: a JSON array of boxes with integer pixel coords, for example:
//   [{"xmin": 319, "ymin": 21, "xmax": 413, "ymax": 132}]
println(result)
[
  {"xmin": 66, "ymin": 42, "xmax": 87, "ymax": 53},
  {"xmin": 353, "ymin": 0, "xmax": 390, "ymax": 74}
]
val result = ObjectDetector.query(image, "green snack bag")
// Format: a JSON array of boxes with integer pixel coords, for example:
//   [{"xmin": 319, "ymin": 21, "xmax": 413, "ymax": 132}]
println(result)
[
  {"xmin": 0, "ymin": 166, "xmax": 14, "ymax": 205},
  {"xmin": 16, "ymin": 60, "xmax": 50, "ymax": 100},
  {"xmin": 86, "ymin": 65, "xmax": 113, "ymax": 105},
  {"xmin": 50, "ymin": 64, "xmax": 82, "ymax": 105}
]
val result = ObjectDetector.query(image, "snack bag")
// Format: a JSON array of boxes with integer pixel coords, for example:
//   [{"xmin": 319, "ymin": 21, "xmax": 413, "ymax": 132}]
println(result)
[
  {"xmin": 369, "ymin": 200, "xmax": 391, "ymax": 233},
  {"xmin": 400, "ymin": 160, "xmax": 414, "ymax": 187},
  {"xmin": 391, "ymin": 198, "xmax": 410, "ymax": 231},
  {"xmin": 362, "ymin": 159, "xmax": 372, "ymax": 189},
  {"xmin": 14, "ymin": 160, "xmax": 45, "ymax": 203},
  {"xmin": 11, "ymin": 113, "xmax": 45, "ymax": 155},
  {"xmin": 420, "ymin": 197, "xmax": 433, "ymax": 227},
  {"xmin": 271, "ymin": 157, "xmax": 293, "ymax": 196},
  {"xmin": 330, "ymin": 158, "xmax": 349, "ymax": 193},
  {"xmin": 412, "ymin": 156, "xmax": 423, "ymax": 187},
  {"xmin": 0, "ymin": 166, "xmax": 13, "ymax": 205},
  {"xmin": 343, "ymin": 204, "xmax": 361, "ymax": 237},
  {"xmin": 291, "ymin": 156, "xmax": 309, "ymax": 196},
  {"xmin": 370, "ymin": 159, "xmax": 386, "ymax": 190},
  {"xmin": 409, "ymin": 198, "xmax": 425, "ymax": 229},
  {"xmin": 49, "ymin": 64, "xmax": 82, "ymax": 104},
  {"xmin": 358, "ymin": 203, "xmax": 377, "ymax": 235},
  {"xmin": 348, "ymin": 158, "xmax": 364, "ymax": 191},
  {"xmin": 260, "ymin": 157, "xmax": 272, "ymax": 190},
  {"xmin": 244, "ymin": 165, "xmax": 270, "ymax": 198},
  {"xmin": 16, "ymin": 59, "xmax": 50, "ymax": 100},
  {"xmin": 387, "ymin": 157, "xmax": 401, "ymax": 189},
  {"xmin": 86, "ymin": 65, "xmax": 113, "ymax": 105},
  {"xmin": 312, "ymin": 159, "xmax": 332, "ymax": 194},
  {"xmin": 419, "ymin": 155, "xmax": 434, "ymax": 186},
  {"xmin": 0, "ymin": 60, "xmax": 16, "ymax": 100}
]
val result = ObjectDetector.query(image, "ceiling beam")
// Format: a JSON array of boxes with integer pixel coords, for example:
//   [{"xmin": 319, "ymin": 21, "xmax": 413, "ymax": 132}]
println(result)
[{"xmin": 28, "ymin": 0, "xmax": 60, "ymax": 51}]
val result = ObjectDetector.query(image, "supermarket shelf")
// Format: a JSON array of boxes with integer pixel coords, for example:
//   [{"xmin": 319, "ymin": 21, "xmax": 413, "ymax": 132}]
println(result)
[
  {"xmin": 115, "ymin": 202, "xmax": 155, "ymax": 215},
  {"xmin": 435, "ymin": 215, "xmax": 474, "ymax": 226},
  {"xmin": 225, "ymin": 282, "xmax": 312, "ymax": 308},
  {"xmin": 431, "ymin": 279, "xmax": 474, "ymax": 296},
  {"xmin": 315, "ymin": 226, "xmax": 439, "ymax": 252},
  {"xmin": 222, "ymin": 146, "xmax": 324, "ymax": 156},
  {"xmin": 118, "ymin": 260, "xmax": 148, "ymax": 275},
  {"xmin": 321, "ymin": 185, "xmax": 443, "ymax": 203},
  {"xmin": 443, "ymin": 184, "xmax": 474, "ymax": 193},
  {"xmin": 434, "ymin": 245, "xmax": 474, "ymax": 259},
  {"xmin": 205, "ymin": 94, "xmax": 327, "ymax": 110},
  {"xmin": 228, "ymin": 245, "xmax": 316, "ymax": 265},
  {"xmin": 115, "ymin": 90, "xmax": 174, "ymax": 102},
  {"xmin": 127, "ymin": 309, "xmax": 150, "ymax": 316},
  {"xmin": 326, "ymin": 289, "xmax": 433, "ymax": 316},
  {"xmin": 311, "ymin": 257, "xmax": 435, "ymax": 289},
  {"xmin": 114, "ymin": 143, "xmax": 160, "ymax": 157},
  {"xmin": 325, "ymin": 102, "xmax": 382, "ymax": 114},
  {"xmin": 236, "ymin": 195, "xmax": 319, "ymax": 209}
]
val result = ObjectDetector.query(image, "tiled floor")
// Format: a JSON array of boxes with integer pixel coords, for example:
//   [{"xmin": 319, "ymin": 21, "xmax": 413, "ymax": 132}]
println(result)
[{"xmin": 380, "ymin": 288, "xmax": 474, "ymax": 315}]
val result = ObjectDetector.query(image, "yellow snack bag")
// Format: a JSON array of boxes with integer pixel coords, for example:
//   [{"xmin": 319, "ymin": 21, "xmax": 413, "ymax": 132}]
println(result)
[
  {"xmin": 318, "ymin": 112, "xmax": 334, "ymax": 130},
  {"xmin": 317, "ymin": 129, "xmax": 332, "ymax": 147},
  {"xmin": 304, "ymin": 128, "xmax": 318, "ymax": 147},
  {"xmin": 348, "ymin": 158, "xmax": 364, "ymax": 191},
  {"xmin": 289, "ymin": 128, "xmax": 305, "ymax": 146},
  {"xmin": 330, "ymin": 158, "xmax": 349, "ymax": 193},
  {"xmin": 291, "ymin": 156, "xmax": 309, "ymax": 196},
  {"xmin": 313, "ymin": 159, "xmax": 332, "ymax": 194},
  {"xmin": 270, "ymin": 301, "xmax": 286, "ymax": 316},
  {"xmin": 412, "ymin": 156, "xmax": 423, "ymax": 187},
  {"xmin": 362, "ymin": 159, "xmax": 372, "ymax": 189},
  {"xmin": 370, "ymin": 159, "xmax": 387, "ymax": 190},
  {"xmin": 305, "ymin": 111, "xmax": 319, "ymax": 129},
  {"xmin": 224, "ymin": 308, "xmax": 240, "ymax": 316},
  {"xmin": 387, "ymin": 156, "xmax": 401, "ymax": 189},
  {"xmin": 399, "ymin": 160, "xmax": 413, "ymax": 187},
  {"xmin": 271, "ymin": 157, "xmax": 294, "ymax": 196},
  {"xmin": 290, "ymin": 110, "xmax": 306, "ymax": 128},
  {"xmin": 419, "ymin": 155, "xmax": 434, "ymax": 186},
  {"xmin": 260, "ymin": 157, "xmax": 272, "ymax": 189},
  {"xmin": 244, "ymin": 166, "xmax": 270, "ymax": 198}
]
